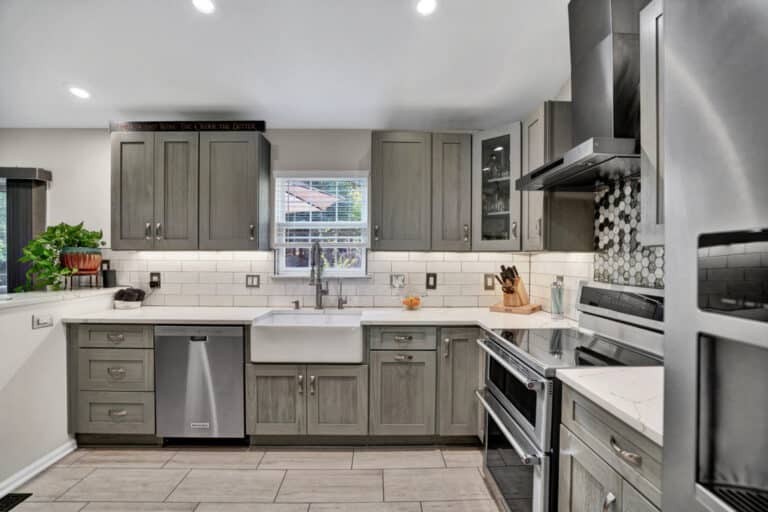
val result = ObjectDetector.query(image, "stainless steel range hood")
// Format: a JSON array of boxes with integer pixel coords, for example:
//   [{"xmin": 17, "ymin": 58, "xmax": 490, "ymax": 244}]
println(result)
[{"xmin": 516, "ymin": 0, "xmax": 647, "ymax": 191}]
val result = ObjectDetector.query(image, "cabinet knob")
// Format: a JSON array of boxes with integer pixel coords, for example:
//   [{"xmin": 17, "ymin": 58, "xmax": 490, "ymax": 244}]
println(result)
[
  {"xmin": 155, "ymin": 222, "xmax": 162, "ymax": 240},
  {"xmin": 249, "ymin": 224, "xmax": 256, "ymax": 241},
  {"xmin": 374, "ymin": 224, "xmax": 380, "ymax": 241},
  {"xmin": 144, "ymin": 222, "xmax": 152, "ymax": 240},
  {"xmin": 463, "ymin": 224, "xmax": 470, "ymax": 242},
  {"xmin": 511, "ymin": 221, "xmax": 518, "ymax": 239},
  {"xmin": 309, "ymin": 375, "xmax": 316, "ymax": 395},
  {"xmin": 602, "ymin": 492, "xmax": 616, "ymax": 512},
  {"xmin": 394, "ymin": 354, "xmax": 413, "ymax": 362},
  {"xmin": 443, "ymin": 337, "xmax": 451, "ymax": 358},
  {"xmin": 297, "ymin": 374, "xmax": 304, "ymax": 394}
]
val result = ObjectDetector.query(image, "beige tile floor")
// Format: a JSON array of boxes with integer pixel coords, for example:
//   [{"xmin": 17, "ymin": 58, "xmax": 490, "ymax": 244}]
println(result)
[{"xmin": 15, "ymin": 447, "xmax": 498, "ymax": 512}]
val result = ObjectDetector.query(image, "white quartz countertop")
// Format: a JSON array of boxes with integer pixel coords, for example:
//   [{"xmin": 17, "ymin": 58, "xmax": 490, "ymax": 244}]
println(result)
[
  {"xmin": 556, "ymin": 367, "xmax": 664, "ymax": 446},
  {"xmin": 62, "ymin": 306, "xmax": 575, "ymax": 330}
]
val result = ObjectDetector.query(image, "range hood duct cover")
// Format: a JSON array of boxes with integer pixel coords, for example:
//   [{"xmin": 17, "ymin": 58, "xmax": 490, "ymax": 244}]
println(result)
[{"xmin": 517, "ymin": 0, "xmax": 649, "ymax": 191}]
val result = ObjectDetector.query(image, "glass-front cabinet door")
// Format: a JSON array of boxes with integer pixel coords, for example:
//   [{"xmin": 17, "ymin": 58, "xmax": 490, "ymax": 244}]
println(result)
[{"xmin": 472, "ymin": 123, "xmax": 522, "ymax": 251}]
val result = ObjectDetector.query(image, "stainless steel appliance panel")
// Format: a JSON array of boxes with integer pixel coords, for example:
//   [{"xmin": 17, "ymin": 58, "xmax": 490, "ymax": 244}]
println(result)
[
  {"xmin": 156, "ymin": 326, "xmax": 244, "ymax": 438},
  {"xmin": 664, "ymin": 1, "xmax": 768, "ymax": 511}
]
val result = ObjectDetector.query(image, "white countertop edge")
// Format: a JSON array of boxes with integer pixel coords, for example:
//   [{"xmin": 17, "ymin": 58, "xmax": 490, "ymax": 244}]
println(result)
[
  {"xmin": 0, "ymin": 287, "xmax": 120, "ymax": 312},
  {"xmin": 557, "ymin": 367, "xmax": 664, "ymax": 446},
  {"xmin": 61, "ymin": 306, "xmax": 576, "ymax": 331}
]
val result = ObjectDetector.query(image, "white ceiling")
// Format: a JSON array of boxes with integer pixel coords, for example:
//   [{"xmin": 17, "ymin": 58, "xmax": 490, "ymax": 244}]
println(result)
[{"xmin": 0, "ymin": 0, "xmax": 571, "ymax": 130}]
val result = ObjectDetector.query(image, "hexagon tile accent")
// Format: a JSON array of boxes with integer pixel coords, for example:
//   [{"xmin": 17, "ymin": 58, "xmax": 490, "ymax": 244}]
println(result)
[{"xmin": 593, "ymin": 179, "xmax": 665, "ymax": 289}]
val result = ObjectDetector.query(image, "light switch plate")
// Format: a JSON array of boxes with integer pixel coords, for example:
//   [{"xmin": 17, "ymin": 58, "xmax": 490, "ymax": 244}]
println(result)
[
  {"xmin": 245, "ymin": 274, "xmax": 261, "ymax": 288},
  {"xmin": 426, "ymin": 273, "xmax": 437, "ymax": 290},
  {"xmin": 484, "ymin": 273, "xmax": 496, "ymax": 291},
  {"xmin": 390, "ymin": 274, "xmax": 407, "ymax": 289},
  {"xmin": 32, "ymin": 314, "xmax": 53, "ymax": 329}
]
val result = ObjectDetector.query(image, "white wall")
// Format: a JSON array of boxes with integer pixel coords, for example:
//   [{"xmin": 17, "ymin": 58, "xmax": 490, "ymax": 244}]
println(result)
[{"xmin": 0, "ymin": 293, "xmax": 113, "ymax": 488}]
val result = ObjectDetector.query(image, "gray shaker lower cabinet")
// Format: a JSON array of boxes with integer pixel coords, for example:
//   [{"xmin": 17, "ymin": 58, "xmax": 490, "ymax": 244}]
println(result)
[
  {"xmin": 438, "ymin": 327, "xmax": 480, "ymax": 436},
  {"xmin": 306, "ymin": 365, "xmax": 368, "ymax": 436},
  {"xmin": 246, "ymin": 364, "xmax": 306, "ymax": 435},
  {"xmin": 199, "ymin": 131, "xmax": 270, "ymax": 250},
  {"xmin": 370, "ymin": 350, "xmax": 436, "ymax": 435},
  {"xmin": 77, "ymin": 391, "xmax": 155, "ymax": 435},
  {"xmin": 623, "ymin": 481, "xmax": 660, "ymax": 512},
  {"xmin": 558, "ymin": 425, "xmax": 624, "ymax": 512}
]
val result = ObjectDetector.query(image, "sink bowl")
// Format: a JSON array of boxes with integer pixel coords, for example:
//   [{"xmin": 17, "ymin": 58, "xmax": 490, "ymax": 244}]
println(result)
[{"xmin": 250, "ymin": 310, "xmax": 363, "ymax": 363}]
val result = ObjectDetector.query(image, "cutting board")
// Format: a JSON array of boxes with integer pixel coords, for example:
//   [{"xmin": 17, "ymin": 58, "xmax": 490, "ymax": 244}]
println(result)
[{"xmin": 489, "ymin": 302, "xmax": 543, "ymax": 315}]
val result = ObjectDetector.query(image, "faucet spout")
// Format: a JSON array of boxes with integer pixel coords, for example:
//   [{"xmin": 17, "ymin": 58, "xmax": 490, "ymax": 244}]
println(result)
[{"xmin": 310, "ymin": 241, "xmax": 328, "ymax": 309}]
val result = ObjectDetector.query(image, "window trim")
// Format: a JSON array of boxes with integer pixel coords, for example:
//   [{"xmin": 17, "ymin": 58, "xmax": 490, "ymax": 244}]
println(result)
[{"xmin": 272, "ymin": 170, "xmax": 371, "ymax": 278}]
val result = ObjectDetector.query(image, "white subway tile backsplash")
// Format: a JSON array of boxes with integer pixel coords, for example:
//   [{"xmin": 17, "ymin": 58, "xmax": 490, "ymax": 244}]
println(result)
[
  {"xmin": 163, "ymin": 271, "xmax": 199, "ymax": 284},
  {"xmin": 199, "ymin": 272, "xmax": 235, "ymax": 284},
  {"xmin": 233, "ymin": 295, "xmax": 269, "ymax": 307},
  {"xmin": 164, "ymin": 294, "xmax": 200, "ymax": 306},
  {"xmin": 182, "ymin": 261, "xmax": 218, "ymax": 272},
  {"xmin": 444, "ymin": 296, "xmax": 479, "ymax": 307},
  {"xmin": 181, "ymin": 283, "xmax": 217, "ymax": 296},
  {"xmin": 409, "ymin": 252, "xmax": 445, "ymax": 261},
  {"xmin": 199, "ymin": 295, "xmax": 234, "ymax": 307},
  {"xmin": 426, "ymin": 262, "xmax": 461, "ymax": 273},
  {"xmin": 216, "ymin": 261, "xmax": 252, "ymax": 272},
  {"xmin": 391, "ymin": 261, "xmax": 427, "ymax": 273},
  {"xmin": 146, "ymin": 260, "xmax": 182, "ymax": 272}
]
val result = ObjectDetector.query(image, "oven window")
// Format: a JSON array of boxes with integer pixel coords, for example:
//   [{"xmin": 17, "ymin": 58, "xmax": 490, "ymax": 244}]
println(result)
[
  {"xmin": 487, "ymin": 413, "xmax": 534, "ymax": 511},
  {"xmin": 489, "ymin": 357, "xmax": 538, "ymax": 426}
]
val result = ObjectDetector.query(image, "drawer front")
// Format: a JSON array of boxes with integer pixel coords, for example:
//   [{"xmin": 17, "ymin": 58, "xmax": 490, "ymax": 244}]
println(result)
[
  {"xmin": 77, "ymin": 325, "xmax": 153, "ymax": 349},
  {"xmin": 561, "ymin": 385, "xmax": 662, "ymax": 507},
  {"xmin": 77, "ymin": 391, "xmax": 155, "ymax": 435},
  {"xmin": 369, "ymin": 326, "xmax": 437, "ymax": 350},
  {"xmin": 78, "ymin": 349, "xmax": 154, "ymax": 391}
]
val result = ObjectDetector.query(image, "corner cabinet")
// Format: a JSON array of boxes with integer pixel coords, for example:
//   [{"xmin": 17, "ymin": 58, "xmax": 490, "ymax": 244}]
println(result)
[
  {"xmin": 639, "ymin": 0, "xmax": 665, "ymax": 246},
  {"xmin": 111, "ymin": 128, "xmax": 270, "ymax": 251},
  {"xmin": 521, "ymin": 102, "xmax": 595, "ymax": 252},
  {"xmin": 432, "ymin": 133, "xmax": 472, "ymax": 251},
  {"xmin": 471, "ymin": 123, "xmax": 523, "ymax": 251},
  {"xmin": 438, "ymin": 327, "xmax": 481, "ymax": 436},
  {"xmin": 371, "ymin": 131, "xmax": 432, "ymax": 251}
]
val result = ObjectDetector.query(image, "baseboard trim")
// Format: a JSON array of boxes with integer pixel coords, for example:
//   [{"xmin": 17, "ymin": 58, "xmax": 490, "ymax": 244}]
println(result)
[{"xmin": 0, "ymin": 438, "xmax": 77, "ymax": 497}]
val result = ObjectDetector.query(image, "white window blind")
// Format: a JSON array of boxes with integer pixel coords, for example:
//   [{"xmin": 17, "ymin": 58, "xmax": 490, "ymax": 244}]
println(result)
[{"xmin": 273, "ymin": 172, "xmax": 369, "ymax": 276}]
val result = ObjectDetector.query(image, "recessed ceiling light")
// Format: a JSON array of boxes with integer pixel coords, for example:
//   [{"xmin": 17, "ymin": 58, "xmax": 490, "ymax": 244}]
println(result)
[
  {"xmin": 416, "ymin": 0, "xmax": 437, "ymax": 16},
  {"xmin": 68, "ymin": 87, "xmax": 90, "ymax": 99},
  {"xmin": 193, "ymin": 0, "xmax": 215, "ymax": 14}
]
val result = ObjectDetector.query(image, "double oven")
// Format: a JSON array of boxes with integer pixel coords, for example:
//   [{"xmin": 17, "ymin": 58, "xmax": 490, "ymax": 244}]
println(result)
[
  {"xmin": 475, "ymin": 282, "xmax": 665, "ymax": 512},
  {"xmin": 476, "ymin": 335, "xmax": 554, "ymax": 512}
]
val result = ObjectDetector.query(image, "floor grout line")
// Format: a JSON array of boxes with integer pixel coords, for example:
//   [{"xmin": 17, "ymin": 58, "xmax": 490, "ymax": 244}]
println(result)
[
  {"xmin": 272, "ymin": 469, "xmax": 289, "ymax": 503},
  {"xmin": 162, "ymin": 468, "xmax": 191, "ymax": 503}
]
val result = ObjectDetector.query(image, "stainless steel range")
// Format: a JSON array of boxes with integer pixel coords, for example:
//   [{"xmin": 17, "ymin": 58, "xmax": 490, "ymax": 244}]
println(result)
[{"xmin": 477, "ymin": 281, "xmax": 664, "ymax": 512}]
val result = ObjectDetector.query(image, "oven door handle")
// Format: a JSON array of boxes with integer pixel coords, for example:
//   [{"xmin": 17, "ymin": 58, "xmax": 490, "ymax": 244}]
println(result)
[
  {"xmin": 475, "ymin": 389, "xmax": 542, "ymax": 466},
  {"xmin": 476, "ymin": 338, "xmax": 543, "ymax": 391}
]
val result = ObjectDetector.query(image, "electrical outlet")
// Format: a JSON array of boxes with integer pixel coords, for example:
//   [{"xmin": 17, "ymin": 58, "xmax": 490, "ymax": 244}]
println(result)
[
  {"xmin": 426, "ymin": 273, "xmax": 437, "ymax": 290},
  {"xmin": 245, "ymin": 274, "xmax": 261, "ymax": 288},
  {"xmin": 390, "ymin": 274, "xmax": 407, "ymax": 289},
  {"xmin": 149, "ymin": 272, "xmax": 161, "ymax": 288},
  {"xmin": 484, "ymin": 273, "xmax": 496, "ymax": 291}
]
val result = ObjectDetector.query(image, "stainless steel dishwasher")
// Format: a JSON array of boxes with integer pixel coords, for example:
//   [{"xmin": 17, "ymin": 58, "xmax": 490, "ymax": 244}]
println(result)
[{"xmin": 155, "ymin": 326, "xmax": 244, "ymax": 438}]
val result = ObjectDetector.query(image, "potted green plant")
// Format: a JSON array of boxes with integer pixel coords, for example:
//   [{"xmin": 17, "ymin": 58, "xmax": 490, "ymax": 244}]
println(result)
[{"xmin": 17, "ymin": 222, "xmax": 105, "ymax": 291}]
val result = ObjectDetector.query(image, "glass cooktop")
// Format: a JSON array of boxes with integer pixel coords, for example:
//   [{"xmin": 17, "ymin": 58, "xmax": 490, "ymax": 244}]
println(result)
[{"xmin": 489, "ymin": 328, "xmax": 662, "ymax": 377}]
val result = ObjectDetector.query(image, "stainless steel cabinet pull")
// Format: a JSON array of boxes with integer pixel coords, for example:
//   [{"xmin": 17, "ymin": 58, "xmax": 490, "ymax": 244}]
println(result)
[
  {"xmin": 393, "ymin": 335, "xmax": 413, "ymax": 342},
  {"xmin": 443, "ymin": 337, "xmax": 451, "ymax": 358},
  {"xmin": 602, "ymin": 491, "xmax": 617, "ymax": 511},
  {"xmin": 463, "ymin": 224, "xmax": 470, "ymax": 242},
  {"xmin": 144, "ymin": 222, "xmax": 152, "ymax": 240},
  {"xmin": 108, "ymin": 409, "xmax": 128, "ymax": 418},
  {"xmin": 297, "ymin": 374, "xmax": 304, "ymax": 394},
  {"xmin": 155, "ymin": 222, "xmax": 162, "ymax": 240},
  {"xmin": 309, "ymin": 375, "xmax": 316, "ymax": 395},
  {"xmin": 511, "ymin": 221, "xmax": 518, "ymax": 239},
  {"xmin": 610, "ymin": 437, "xmax": 643, "ymax": 466},
  {"xmin": 249, "ymin": 224, "xmax": 256, "ymax": 241},
  {"xmin": 374, "ymin": 224, "xmax": 380, "ymax": 241},
  {"xmin": 106, "ymin": 333, "xmax": 125, "ymax": 343},
  {"xmin": 537, "ymin": 218, "xmax": 542, "ymax": 236},
  {"xmin": 107, "ymin": 367, "xmax": 127, "ymax": 379},
  {"xmin": 394, "ymin": 354, "xmax": 413, "ymax": 362}
]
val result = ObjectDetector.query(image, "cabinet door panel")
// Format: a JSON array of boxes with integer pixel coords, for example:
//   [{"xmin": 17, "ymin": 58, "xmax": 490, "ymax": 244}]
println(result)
[
  {"xmin": 246, "ymin": 364, "xmax": 305, "ymax": 435},
  {"xmin": 306, "ymin": 365, "xmax": 368, "ymax": 436},
  {"xmin": 111, "ymin": 132, "xmax": 155, "ymax": 250},
  {"xmin": 371, "ymin": 131, "xmax": 432, "ymax": 251},
  {"xmin": 432, "ymin": 133, "xmax": 472, "ymax": 251},
  {"xmin": 522, "ymin": 107, "xmax": 545, "ymax": 252},
  {"xmin": 199, "ymin": 132, "xmax": 261, "ymax": 250},
  {"xmin": 559, "ymin": 425, "xmax": 623, "ymax": 512},
  {"xmin": 370, "ymin": 350, "xmax": 436, "ymax": 435},
  {"xmin": 623, "ymin": 481, "xmax": 659, "ymax": 512},
  {"xmin": 154, "ymin": 132, "xmax": 198, "ymax": 250},
  {"xmin": 438, "ymin": 328, "xmax": 480, "ymax": 436}
]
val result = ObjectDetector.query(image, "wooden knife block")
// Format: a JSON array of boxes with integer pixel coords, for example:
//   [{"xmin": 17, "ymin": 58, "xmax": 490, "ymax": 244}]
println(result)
[{"xmin": 491, "ymin": 276, "xmax": 542, "ymax": 314}]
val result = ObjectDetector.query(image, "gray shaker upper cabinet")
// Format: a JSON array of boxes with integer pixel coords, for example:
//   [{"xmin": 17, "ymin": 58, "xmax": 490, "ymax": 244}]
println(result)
[
  {"xmin": 153, "ymin": 132, "xmax": 199, "ymax": 250},
  {"xmin": 199, "ymin": 132, "xmax": 271, "ymax": 250},
  {"xmin": 111, "ymin": 132, "xmax": 156, "ymax": 250},
  {"xmin": 432, "ymin": 133, "xmax": 472, "ymax": 251},
  {"xmin": 371, "ymin": 131, "xmax": 432, "ymax": 251},
  {"xmin": 639, "ymin": 0, "xmax": 664, "ymax": 246},
  {"xmin": 471, "ymin": 123, "xmax": 523, "ymax": 251}
]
